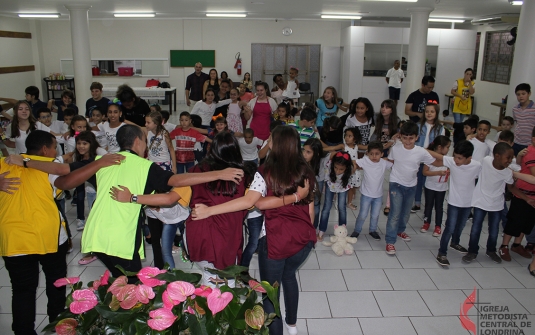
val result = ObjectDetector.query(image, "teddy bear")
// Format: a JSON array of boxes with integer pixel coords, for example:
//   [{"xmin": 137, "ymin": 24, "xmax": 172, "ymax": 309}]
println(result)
[{"xmin": 321, "ymin": 225, "xmax": 358, "ymax": 256}]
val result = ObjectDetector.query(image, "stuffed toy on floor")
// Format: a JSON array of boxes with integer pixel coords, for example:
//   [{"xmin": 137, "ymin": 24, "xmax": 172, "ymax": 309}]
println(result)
[{"xmin": 321, "ymin": 225, "xmax": 357, "ymax": 256}]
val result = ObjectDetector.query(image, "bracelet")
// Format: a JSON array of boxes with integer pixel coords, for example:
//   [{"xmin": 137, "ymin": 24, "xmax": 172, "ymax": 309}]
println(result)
[{"xmin": 294, "ymin": 192, "xmax": 301, "ymax": 203}]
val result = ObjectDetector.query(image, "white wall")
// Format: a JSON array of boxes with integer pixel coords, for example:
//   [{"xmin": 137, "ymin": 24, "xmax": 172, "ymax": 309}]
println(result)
[
  {"xmin": 38, "ymin": 18, "xmax": 342, "ymax": 106},
  {"xmin": 341, "ymin": 26, "xmax": 477, "ymax": 116}
]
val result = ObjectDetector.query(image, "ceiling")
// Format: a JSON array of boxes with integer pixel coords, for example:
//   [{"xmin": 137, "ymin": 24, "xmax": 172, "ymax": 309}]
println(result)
[{"xmin": 0, "ymin": 0, "xmax": 522, "ymax": 23}]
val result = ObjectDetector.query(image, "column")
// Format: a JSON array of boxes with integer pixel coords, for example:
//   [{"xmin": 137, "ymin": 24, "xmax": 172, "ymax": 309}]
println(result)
[
  {"xmin": 507, "ymin": 0, "xmax": 535, "ymax": 113},
  {"xmin": 406, "ymin": 7, "xmax": 434, "ymax": 93},
  {"xmin": 65, "ymin": 4, "xmax": 92, "ymax": 105}
]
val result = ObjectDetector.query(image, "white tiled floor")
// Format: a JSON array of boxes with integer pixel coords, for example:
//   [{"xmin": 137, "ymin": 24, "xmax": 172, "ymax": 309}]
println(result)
[{"xmin": 1, "ymin": 106, "xmax": 535, "ymax": 334}]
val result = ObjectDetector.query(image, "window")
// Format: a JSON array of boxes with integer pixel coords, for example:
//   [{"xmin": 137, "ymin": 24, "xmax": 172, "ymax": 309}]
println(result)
[{"xmin": 482, "ymin": 31, "xmax": 515, "ymax": 84}]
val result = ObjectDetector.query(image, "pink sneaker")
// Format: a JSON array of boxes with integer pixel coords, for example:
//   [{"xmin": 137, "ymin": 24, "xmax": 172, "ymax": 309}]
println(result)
[
  {"xmin": 397, "ymin": 232, "xmax": 411, "ymax": 241},
  {"xmin": 386, "ymin": 244, "xmax": 396, "ymax": 255},
  {"xmin": 432, "ymin": 226, "xmax": 442, "ymax": 237},
  {"xmin": 420, "ymin": 222, "xmax": 430, "ymax": 233}
]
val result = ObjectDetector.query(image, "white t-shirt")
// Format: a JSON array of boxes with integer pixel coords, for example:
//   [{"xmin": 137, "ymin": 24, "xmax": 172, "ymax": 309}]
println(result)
[
  {"xmin": 247, "ymin": 172, "xmax": 268, "ymax": 235},
  {"xmin": 471, "ymin": 156, "xmax": 514, "ymax": 211},
  {"xmin": 355, "ymin": 156, "xmax": 393, "ymax": 198},
  {"xmin": 323, "ymin": 160, "xmax": 352, "ymax": 193},
  {"xmin": 386, "ymin": 67, "xmax": 405, "ymax": 89},
  {"xmin": 424, "ymin": 164, "xmax": 449, "ymax": 192},
  {"xmin": 191, "ymin": 99, "xmax": 232, "ymax": 126},
  {"xmin": 316, "ymin": 153, "xmax": 330, "ymax": 182},
  {"xmin": 98, "ymin": 122, "xmax": 126, "ymax": 153},
  {"xmin": 164, "ymin": 122, "xmax": 177, "ymax": 133},
  {"xmin": 147, "ymin": 130, "xmax": 171, "ymax": 163},
  {"xmin": 92, "ymin": 129, "xmax": 108, "ymax": 149},
  {"xmin": 49, "ymin": 158, "xmax": 69, "ymax": 245},
  {"xmin": 443, "ymin": 156, "xmax": 481, "ymax": 208},
  {"xmin": 5, "ymin": 127, "xmax": 30, "ymax": 154},
  {"xmin": 388, "ymin": 142, "xmax": 435, "ymax": 187},
  {"xmin": 238, "ymin": 137, "xmax": 263, "ymax": 161},
  {"xmin": 145, "ymin": 203, "xmax": 190, "ymax": 224},
  {"xmin": 470, "ymin": 138, "xmax": 495, "ymax": 162}
]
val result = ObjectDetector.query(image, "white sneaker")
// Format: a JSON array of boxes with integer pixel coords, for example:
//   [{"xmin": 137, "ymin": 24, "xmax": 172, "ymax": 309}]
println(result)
[
  {"xmin": 76, "ymin": 219, "xmax": 85, "ymax": 231},
  {"xmin": 284, "ymin": 320, "xmax": 298, "ymax": 335}
]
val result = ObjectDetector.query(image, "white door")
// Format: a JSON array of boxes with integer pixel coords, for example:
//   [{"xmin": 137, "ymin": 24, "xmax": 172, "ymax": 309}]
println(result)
[{"xmin": 320, "ymin": 47, "xmax": 341, "ymax": 94}]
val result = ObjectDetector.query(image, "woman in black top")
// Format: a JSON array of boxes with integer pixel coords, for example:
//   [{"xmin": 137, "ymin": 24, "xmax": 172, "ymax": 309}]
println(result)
[{"xmin": 203, "ymin": 69, "xmax": 220, "ymax": 99}]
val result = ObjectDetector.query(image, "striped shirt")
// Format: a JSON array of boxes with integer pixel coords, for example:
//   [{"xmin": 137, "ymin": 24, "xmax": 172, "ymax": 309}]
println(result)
[
  {"xmin": 513, "ymin": 101, "xmax": 535, "ymax": 146},
  {"xmin": 289, "ymin": 124, "xmax": 318, "ymax": 147}
]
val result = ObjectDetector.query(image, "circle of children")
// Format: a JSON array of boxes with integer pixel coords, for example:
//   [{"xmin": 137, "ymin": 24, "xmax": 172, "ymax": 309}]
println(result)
[{"xmin": 2, "ymin": 67, "xmax": 535, "ymax": 334}]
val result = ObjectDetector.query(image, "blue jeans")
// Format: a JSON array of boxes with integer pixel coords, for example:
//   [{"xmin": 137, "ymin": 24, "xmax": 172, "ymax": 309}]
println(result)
[
  {"xmin": 414, "ymin": 164, "xmax": 426, "ymax": 206},
  {"xmin": 438, "ymin": 204, "xmax": 471, "ymax": 255},
  {"xmin": 354, "ymin": 194, "xmax": 382, "ymax": 234},
  {"xmin": 162, "ymin": 221, "xmax": 182, "ymax": 269},
  {"xmin": 241, "ymin": 215, "xmax": 264, "ymax": 267},
  {"xmin": 453, "ymin": 112, "xmax": 466, "ymax": 123},
  {"xmin": 86, "ymin": 192, "xmax": 96, "ymax": 209},
  {"xmin": 258, "ymin": 237, "xmax": 313, "ymax": 335},
  {"xmin": 76, "ymin": 185, "xmax": 86, "ymax": 220},
  {"xmin": 319, "ymin": 188, "xmax": 347, "ymax": 233},
  {"xmin": 313, "ymin": 180, "xmax": 324, "ymax": 229},
  {"xmin": 177, "ymin": 162, "xmax": 195, "ymax": 174},
  {"xmin": 500, "ymin": 201, "xmax": 508, "ymax": 231},
  {"xmin": 526, "ymin": 226, "xmax": 535, "ymax": 244},
  {"xmin": 468, "ymin": 207, "xmax": 501, "ymax": 255},
  {"xmin": 385, "ymin": 182, "xmax": 416, "ymax": 244}
]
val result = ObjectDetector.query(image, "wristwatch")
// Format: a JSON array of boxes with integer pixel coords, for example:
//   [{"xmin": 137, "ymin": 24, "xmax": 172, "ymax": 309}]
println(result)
[
  {"xmin": 131, "ymin": 194, "xmax": 138, "ymax": 204},
  {"xmin": 23, "ymin": 157, "xmax": 31, "ymax": 168}
]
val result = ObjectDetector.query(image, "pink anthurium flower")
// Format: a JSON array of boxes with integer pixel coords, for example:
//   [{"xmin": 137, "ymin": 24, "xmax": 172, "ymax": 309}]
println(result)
[
  {"xmin": 55, "ymin": 318, "xmax": 78, "ymax": 335},
  {"xmin": 166, "ymin": 281, "xmax": 195, "ymax": 302},
  {"xmin": 136, "ymin": 267, "xmax": 167, "ymax": 287},
  {"xmin": 148, "ymin": 308, "xmax": 177, "ymax": 331},
  {"xmin": 248, "ymin": 280, "xmax": 267, "ymax": 293},
  {"xmin": 107, "ymin": 276, "xmax": 128, "ymax": 295},
  {"xmin": 185, "ymin": 306, "xmax": 195, "ymax": 314},
  {"xmin": 162, "ymin": 290, "xmax": 180, "ymax": 310},
  {"xmin": 53, "ymin": 277, "xmax": 80, "ymax": 288},
  {"xmin": 70, "ymin": 289, "xmax": 98, "ymax": 314},
  {"xmin": 116, "ymin": 284, "xmax": 139, "ymax": 310},
  {"xmin": 194, "ymin": 285, "xmax": 213, "ymax": 297},
  {"xmin": 136, "ymin": 284, "xmax": 155, "ymax": 304},
  {"xmin": 91, "ymin": 279, "xmax": 101, "ymax": 291},
  {"xmin": 100, "ymin": 270, "xmax": 110, "ymax": 285},
  {"xmin": 207, "ymin": 288, "xmax": 233, "ymax": 315}
]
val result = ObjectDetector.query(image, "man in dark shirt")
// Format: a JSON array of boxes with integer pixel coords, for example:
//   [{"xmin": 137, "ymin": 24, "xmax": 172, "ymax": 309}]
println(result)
[
  {"xmin": 85, "ymin": 82, "xmax": 110, "ymax": 117},
  {"xmin": 405, "ymin": 76, "xmax": 440, "ymax": 123},
  {"xmin": 185, "ymin": 62, "xmax": 209, "ymax": 112}
]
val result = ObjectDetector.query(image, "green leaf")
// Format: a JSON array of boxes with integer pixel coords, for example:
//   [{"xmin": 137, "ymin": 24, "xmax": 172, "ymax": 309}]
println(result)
[
  {"xmin": 156, "ymin": 270, "xmax": 201, "ymax": 284},
  {"xmin": 261, "ymin": 282, "xmax": 280, "ymax": 317},
  {"xmin": 115, "ymin": 265, "xmax": 140, "ymax": 278},
  {"xmin": 205, "ymin": 265, "xmax": 248, "ymax": 279},
  {"xmin": 80, "ymin": 308, "xmax": 100, "ymax": 332},
  {"xmin": 185, "ymin": 313, "xmax": 207, "ymax": 335},
  {"xmin": 95, "ymin": 305, "xmax": 137, "ymax": 324}
]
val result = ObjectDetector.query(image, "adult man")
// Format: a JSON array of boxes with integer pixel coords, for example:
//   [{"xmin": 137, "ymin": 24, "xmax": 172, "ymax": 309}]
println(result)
[
  {"xmin": 385, "ymin": 60, "xmax": 404, "ymax": 106},
  {"xmin": 405, "ymin": 75, "xmax": 440, "ymax": 123},
  {"xmin": 271, "ymin": 74, "xmax": 286, "ymax": 104},
  {"xmin": 185, "ymin": 62, "xmax": 210, "ymax": 112}
]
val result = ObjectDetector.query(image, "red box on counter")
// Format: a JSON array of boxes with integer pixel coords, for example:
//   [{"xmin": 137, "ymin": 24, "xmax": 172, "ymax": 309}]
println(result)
[{"xmin": 118, "ymin": 67, "xmax": 134, "ymax": 76}]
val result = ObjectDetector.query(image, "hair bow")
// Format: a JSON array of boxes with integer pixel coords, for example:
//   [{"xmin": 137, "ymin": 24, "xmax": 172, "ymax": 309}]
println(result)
[
  {"xmin": 109, "ymin": 98, "xmax": 122, "ymax": 106},
  {"xmin": 335, "ymin": 152, "xmax": 350, "ymax": 160},
  {"xmin": 212, "ymin": 113, "xmax": 223, "ymax": 122},
  {"xmin": 290, "ymin": 66, "xmax": 299, "ymax": 71},
  {"xmin": 74, "ymin": 131, "xmax": 80, "ymax": 138},
  {"xmin": 427, "ymin": 99, "xmax": 438, "ymax": 104}
]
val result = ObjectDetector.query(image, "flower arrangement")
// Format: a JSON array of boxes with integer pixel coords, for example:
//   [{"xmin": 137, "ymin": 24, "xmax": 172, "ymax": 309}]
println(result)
[{"xmin": 45, "ymin": 265, "xmax": 279, "ymax": 335}]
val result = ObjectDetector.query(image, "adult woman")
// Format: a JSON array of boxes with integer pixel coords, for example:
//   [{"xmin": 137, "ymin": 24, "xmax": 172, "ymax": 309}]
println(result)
[
  {"xmin": 192, "ymin": 126, "xmax": 315, "ymax": 335},
  {"xmin": 244, "ymin": 81, "xmax": 278, "ymax": 140},
  {"xmin": 220, "ymin": 71, "xmax": 233, "ymax": 90},
  {"xmin": 451, "ymin": 68, "xmax": 475, "ymax": 123},
  {"xmin": 202, "ymin": 69, "xmax": 220, "ymax": 99},
  {"xmin": 242, "ymin": 72, "xmax": 253, "ymax": 91}
]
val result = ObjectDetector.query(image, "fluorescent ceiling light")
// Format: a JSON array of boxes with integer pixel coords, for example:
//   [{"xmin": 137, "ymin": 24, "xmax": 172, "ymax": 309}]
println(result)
[
  {"xmin": 19, "ymin": 13, "xmax": 60, "ymax": 18},
  {"xmin": 114, "ymin": 13, "xmax": 155, "ymax": 18},
  {"xmin": 321, "ymin": 15, "xmax": 362, "ymax": 20},
  {"xmin": 206, "ymin": 13, "xmax": 247, "ymax": 17},
  {"xmin": 429, "ymin": 18, "xmax": 465, "ymax": 23},
  {"xmin": 510, "ymin": 1, "xmax": 523, "ymax": 5},
  {"xmin": 360, "ymin": 0, "xmax": 418, "ymax": 2}
]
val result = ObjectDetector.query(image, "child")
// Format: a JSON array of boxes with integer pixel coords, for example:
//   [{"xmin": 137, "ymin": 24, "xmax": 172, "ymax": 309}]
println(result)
[
  {"xmin": 160, "ymin": 110, "xmax": 177, "ymax": 133},
  {"xmin": 238, "ymin": 128, "xmax": 263, "ymax": 166},
  {"xmin": 88, "ymin": 108, "xmax": 107, "ymax": 149},
  {"xmin": 370, "ymin": 99, "xmax": 399, "ymax": 155},
  {"xmin": 469, "ymin": 120, "xmax": 496, "ymax": 162},
  {"xmin": 282, "ymin": 66, "xmax": 300, "ymax": 101},
  {"xmin": 315, "ymin": 86, "xmax": 347, "ymax": 133},
  {"xmin": 0, "ymin": 85, "xmax": 47, "ymax": 119},
  {"xmin": 462, "ymin": 143, "xmax": 515, "ymax": 264},
  {"xmin": 421, "ymin": 136, "xmax": 451, "ymax": 236},
  {"xmin": 150, "ymin": 103, "xmax": 161, "ymax": 113},
  {"xmin": 289, "ymin": 107, "xmax": 319, "ymax": 148},
  {"xmin": 207, "ymin": 116, "xmax": 237, "ymax": 151},
  {"xmin": 385, "ymin": 121, "xmax": 442, "ymax": 255},
  {"xmin": 191, "ymin": 88, "xmax": 231, "ymax": 127},
  {"xmin": 238, "ymin": 83, "xmax": 254, "ymax": 102},
  {"xmin": 351, "ymin": 141, "xmax": 393, "ymax": 240},
  {"xmin": 146, "ymin": 111, "xmax": 176, "ymax": 173},
  {"xmin": 412, "ymin": 102, "xmax": 445, "ymax": 212},
  {"xmin": 345, "ymin": 97, "xmax": 375, "ymax": 156},
  {"xmin": 494, "ymin": 116, "xmax": 514, "ymax": 142},
  {"xmin": 317, "ymin": 151, "xmax": 354, "ymax": 241},
  {"xmin": 65, "ymin": 115, "xmax": 90, "ymax": 154},
  {"xmin": 344, "ymin": 127, "xmax": 362, "ymax": 210},
  {"xmin": 304, "ymin": 138, "xmax": 328, "ymax": 228},
  {"xmin": 227, "ymin": 88, "xmax": 244, "ymax": 133},
  {"xmin": 170, "ymin": 111, "xmax": 209, "ymax": 173},
  {"xmin": 321, "ymin": 115, "xmax": 344, "ymax": 146},
  {"xmin": 512, "ymin": 83, "xmax": 535, "ymax": 155},
  {"xmin": 97, "ymin": 102, "xmax": 126, "ymax": 153},
  {"xmin": 1, "ymin": 100, "xmax": 37, "ymax": 154},
  {"xmin": 48, "ymin": 89, "xmax": 78, "ymax": 121},
  {"xmin": 85, "ymin": 82, "xmax": 110, "ymax": 118},
  {"xmin": 435, "ymin": 140, "xmax": 481, "ymax": 266},
  {"xmin": 274, "ymin": 102, "xmax": 294, "ymax": 125}
]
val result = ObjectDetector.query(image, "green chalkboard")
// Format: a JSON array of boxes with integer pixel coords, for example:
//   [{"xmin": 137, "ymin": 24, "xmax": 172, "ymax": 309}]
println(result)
[{"xmin": 170, "ymin": 50, "xmax": 215, "ymax": 67}]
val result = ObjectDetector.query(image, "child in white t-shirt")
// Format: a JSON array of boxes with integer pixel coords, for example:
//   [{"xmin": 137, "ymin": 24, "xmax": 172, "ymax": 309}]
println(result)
[
  {"xmin": 494, "ymin": 116, "xmax": 514, "ymax": 142},
  {"xmin": 462, "ymin": 143, "xmax": 515, "ymax": 264},
  {"xmin": 385, "ymin": 121, "xmax": 442, "ymax": 255},
  {"xmin": 351, "ymin": 142, "xmax": 392, "ymax": 241},
  {"xmin": 436, "ymin": 140, "xmax": 482, "ymax": 267},
  {"xmin": 238, "ymin": 128, "xmax": 263, "ymax": 166},
  {"xmin": 469, "ymin": 120, "xmax": 496, "ymax": 162}
]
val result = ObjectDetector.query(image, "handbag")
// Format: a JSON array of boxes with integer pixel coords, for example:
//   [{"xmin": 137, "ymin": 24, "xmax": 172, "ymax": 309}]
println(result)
[{"xmin": 146, "ymin": 79, "xmax": 160, "ymax": 87}]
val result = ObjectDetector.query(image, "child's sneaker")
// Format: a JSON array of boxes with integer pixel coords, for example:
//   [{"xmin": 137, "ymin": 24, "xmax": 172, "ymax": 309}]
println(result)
[
  {"xmin": 369, "ymin": 231, "xmax": 381, "ymax": 241},
  {"xmin": 386, "ymin": 244, "xmax": 396, "ymax": 255},
  {"xmin": 450, "ymin": 244, "xmax": 468, "ymax": 254},
  {"xmin": 284, "ymin": 320, "xmax": 298, "ymax": 335},
  {"xmin": 397, "ymin": 232, "xmax": 411, "ymax": 241},
  {"xmin": 75, "ymin": 219, "xmax": 85, "ymax": 231},
  {"xmin": 486, "ymin": 251, "xmax": 502, "ymax": 264},
  {"xmin": 462, "ymin": 252, "xmax": 477, "ymax": 263},
  {"xmin": 350, "ymin": 232, "xmax": 359, "ymax": 239},
  {"xmin": 436, "ymin": 255, "xmax": 450, "ymax": 267},
  {"xmin": 499, "ymin": 246, "xmax": 511, "ymax": 262},
  {"xmin": 432, "ymin": 226, "xmax": 442, "ymax": 237},
  {"xmin": 420, "ymin": 222, "xmax": 430, "ymax": 233},
  {"xmin": 410, "ymin": 205, "xmax": 420, "ymax": 213}
]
